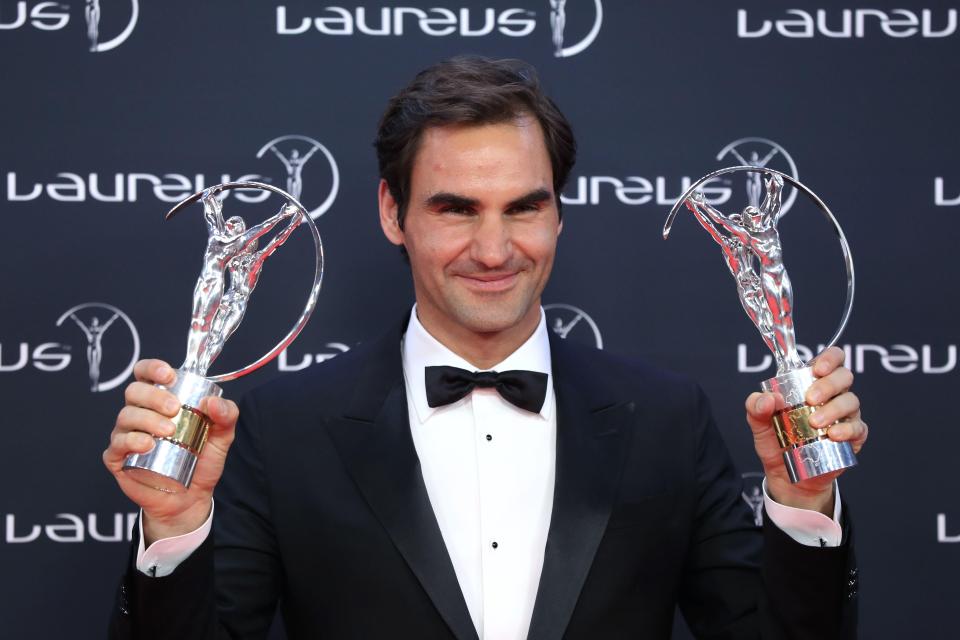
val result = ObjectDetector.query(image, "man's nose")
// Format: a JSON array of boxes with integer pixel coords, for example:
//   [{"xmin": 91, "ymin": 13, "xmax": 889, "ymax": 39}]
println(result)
[{"xmin": 469, "ymin": 213, "xmax": 511, "ymax": 267}]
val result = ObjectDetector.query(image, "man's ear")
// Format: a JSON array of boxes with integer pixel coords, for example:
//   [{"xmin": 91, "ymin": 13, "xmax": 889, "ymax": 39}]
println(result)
[{"xmin": 378, "ymin": 179, "xmax": 404, "ymax": 246}]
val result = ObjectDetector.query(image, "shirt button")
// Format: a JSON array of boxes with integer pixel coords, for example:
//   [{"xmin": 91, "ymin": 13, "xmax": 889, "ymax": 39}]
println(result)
[
  {"xmin": 486, "ymin": 434, "xmax": 493, "ymax": 441},
  {"xmin": 491, "ymin": 541, "xmax": 498, "ymax": 549}
]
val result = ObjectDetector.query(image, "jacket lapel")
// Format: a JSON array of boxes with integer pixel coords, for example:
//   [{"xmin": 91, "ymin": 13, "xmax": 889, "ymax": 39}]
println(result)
[
  {"xmin": 325, "ymin": 321, "xmax": 479, "ymax": 640},
  {"xmin": 526, "ymin": 335, "xmax": 636, "ymax": 640}
]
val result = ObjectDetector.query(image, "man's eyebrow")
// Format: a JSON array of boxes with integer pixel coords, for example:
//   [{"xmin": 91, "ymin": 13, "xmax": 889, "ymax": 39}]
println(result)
[
  {"xmin": 424, "ymin": 192, "xmax": 480, "ymax": 209},
  {"xmin": 506, "ymin": 188, "xmax": 553, "ymax": 210}
]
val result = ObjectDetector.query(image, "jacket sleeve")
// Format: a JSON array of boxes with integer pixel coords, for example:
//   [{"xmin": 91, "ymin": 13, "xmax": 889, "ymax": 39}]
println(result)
[
  {"xmin": 677, "ymin": 385, "xmax": 858, "ymax": 640},
  {"xmin": 108, "ymin": 391, "xmax": 282, "ymax": 640}
]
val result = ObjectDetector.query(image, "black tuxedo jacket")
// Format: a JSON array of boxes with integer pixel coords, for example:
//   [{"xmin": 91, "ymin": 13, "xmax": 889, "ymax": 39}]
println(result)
[{"xmin": 111, "ymin": 320, "xmax": 858, "ymax": 639}]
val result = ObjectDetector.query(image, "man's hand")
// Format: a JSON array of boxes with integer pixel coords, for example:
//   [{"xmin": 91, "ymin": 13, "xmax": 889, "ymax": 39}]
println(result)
[
  {"xmin": 103, "ymin": 359, "xmax": 239, "ymax": 545},
  {"xmin": 744, "ymin": 347, "xmax": 868, "ymax": 515}
]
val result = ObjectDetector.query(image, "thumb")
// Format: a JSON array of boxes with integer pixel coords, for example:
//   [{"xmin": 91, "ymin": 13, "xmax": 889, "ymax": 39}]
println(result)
[{"xmin": 744, "ymin": 392, "xmax": 782, "ymax": 433}]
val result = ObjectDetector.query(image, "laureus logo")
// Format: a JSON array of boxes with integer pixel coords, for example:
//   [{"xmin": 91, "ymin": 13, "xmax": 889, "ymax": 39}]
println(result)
[
  {"xmin": 741, "ymin": 472, "xmax": 764, "ymax": 526},
  {"xmin": 716, "ymin": 138, "xmax": 799, "ymax": 215},
  {"xmin": 56, "ymin": 302, "xmax": 139, "ymax": 392},
  {"xmin": 276, "ymin": 1, "xmax": 603, "ymax": 58},
  {"xmin": 256, "ymin": 135, "xmax": 340, "ymax": 220},
  {"xmin": 0, "ymin": 0, "xmax": 139, "ymax": 53},
  {"xmin": 544, "ymin": 303, "xmax": 603, "ymax": 349},
  {"xmin": 549, "ymin": 0, "xmax": 603, "ymax": 58}
]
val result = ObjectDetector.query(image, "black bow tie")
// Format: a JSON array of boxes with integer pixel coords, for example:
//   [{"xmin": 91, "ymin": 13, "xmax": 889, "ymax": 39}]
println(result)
[{"xmin": 424, "ymin": 365, "xmax": 548, "ymax": 414}]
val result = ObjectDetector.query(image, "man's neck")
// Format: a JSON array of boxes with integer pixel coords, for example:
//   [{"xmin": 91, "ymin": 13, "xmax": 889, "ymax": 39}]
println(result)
[{"xmin": 414, "ymin": 306, "xmax": 542, "ymax": 370}]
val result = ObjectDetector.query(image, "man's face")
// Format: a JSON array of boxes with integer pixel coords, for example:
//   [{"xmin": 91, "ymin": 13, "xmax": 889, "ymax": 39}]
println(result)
[{"xmin": 380, "ymin": 116, "xmax": 561, "ymax": 341}]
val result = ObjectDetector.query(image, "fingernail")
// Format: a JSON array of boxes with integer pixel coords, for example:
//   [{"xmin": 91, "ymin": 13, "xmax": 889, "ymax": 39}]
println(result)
[
  {"xmin": 809, "ymin": 413, "xmax": 823, "ymax": 427},
  {"xmin": 755, "ymin": 397, "xmax": 767, "ymax": 413},
  {"xmin": 165, "ymin": 398, "xmax": 180, "ymax": 414},
  {"xmin": 807, "ymin": 391, "xmax": 822, "ymax": 405},
  {"xmin": 163, "ymin": 420, "xmax": 176, "ymax": 436}
]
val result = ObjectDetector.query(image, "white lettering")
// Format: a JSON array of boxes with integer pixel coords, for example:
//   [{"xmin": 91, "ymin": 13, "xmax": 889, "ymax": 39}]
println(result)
[
  {"xmin": 32, "ymin": 342, "xmax": 71, "ymax": 372},
  {"xmin": 276, "ymin": 6, "xmax": 310, "ymax": 34},
  {"xmin": 777, "ymin": 10, "xmax": 813, "ymax": 38},
  {"xmin": 498, "ymin": 8, "xmax": 535, "ymax": 37},
  {"xmin": 0, "ymin": 2, "xmax": 27, "ymax": 30},
  {"xmin": 935, "ymin": 177, "xmax": 960, "ymax": 206},
  {"xmin": 30, "ymin": 1, "xmax": 68, "ymax": 30},
  {"xmin": 46, "ymin": 172, "xmax": 85, "ymax": 201},
  {"xmin": 88, "ymin": 513, "xmax": 124, "ymax": 542},
  {"xmin": 316, "ymin": 6, "xmax": 352, "ymax": 35},
  {"xmin": 5, "ymin": 514, "xmax": 41, "ymax": 543},
  {"xmin": 739, "ymin": 9, "xmax": 957, "ymax": 39},
  {"xmin": 154, "ymin": 173, "xmax": 193, "ymax": 203},
  {"xmin": 923, "ymin": 345, "xmax": 957, "ymax": 374},
  {"xmin": 6, "ymin": 172, "xmax": 42, "ymax": 201},
  {"xmin": 89, "ymin": 173, "xmax": 124, "ymax": 202},
  {"xmin": 460, "ymin": 7, "xmax": 495, "ymax": 36},
  {"xmin": 738, "ymin": 344, "xmax": 772, "ymax": 372},
  {"xmin": 278, "ymin": 347, "xmax": 311, "ymax": 371},
  {"xmin": 737, "ymin": 9, "xmax": 772, "ymax": 38},
  {"xmin": 46, "ymin": 513, "xmax": 84, "ymax": 542},
  {"xmin": 420, "ymin": 8, "xmax": 456, "ymax": 37},
  {"xmin": 0, "ymin": 343, "xmax": 29, "ymax": 372},
  {"xmin": 938, "ymin": 514, "xmax": 960, "ymax": 542},
  {"xmin": 356, "ymin": 7, "xmax": 389, "ymax": 35}
]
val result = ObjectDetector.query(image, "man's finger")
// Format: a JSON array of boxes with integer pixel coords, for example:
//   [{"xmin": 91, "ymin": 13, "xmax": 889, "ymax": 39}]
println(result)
[
  {"xmin": 827, "ymin": 419, "xmax": 868, "ymax": 446},
  {"xmin": 104, "ymin": 430, "xmax": 157, "ymax": 470},
  {"xmin": 115, "ymin": 406, "xmax": 177, "ymax": 439},
  {"xmin": 124, "ymin": 381, "xmax": 181, "ymax": 417},
  {"xmin": 806, "ymin": 367, "xmax": 854, "ymax": 405},
  {"xmin": 808, "ymin": 392, "xmax": 860, "ymax": 428},
  {"xmin": 202, "ymin": 396, "xmax": 239, "ymax": 430},
  {"xmin": 133, "ymin": 359, "xmax": 176, "ymax": 385},
  {"xmin": 811, "ymin": 346, "xmax": 845, "ymax": 377}
]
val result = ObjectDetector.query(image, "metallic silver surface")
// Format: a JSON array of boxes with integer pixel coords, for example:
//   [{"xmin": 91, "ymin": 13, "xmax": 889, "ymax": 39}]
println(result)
[
  {"xmin": 121, "ymin": 182, "xmax": 324, "ymax": 489},
  {"xmin": 783, "ymin": 439, "xmax": 858, "ymax": 484},
  {"xmin": 663, "ymin": 166, "xmax": 855, "ymax": 373},
  {"xmin": 163, "ymin": 370, "xmax": 223, "ymax": 410},
  {"xmin": 122, "ymin": 438, "xmax": 198, "ymax": 493},
  {"xmin": 761, "ymin": 367, "xmax": 816, "ymax": 408},
  {"xmin": 167, "ymin": 181, "xmax": 324, "ymax": 382},
  {"xmin": 665, "ymin": 167, "xmax": 857, "ymax": 482}
]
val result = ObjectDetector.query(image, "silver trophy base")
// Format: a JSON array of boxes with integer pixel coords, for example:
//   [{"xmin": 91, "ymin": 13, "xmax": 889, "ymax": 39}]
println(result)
[
  {"xmin": 122, "ymin": 370, "xmax": 222, "ymax": 492},
  {"xmin": 762, "ymin": 367, "xmax": 857, "ymax": 483},
  {"xmin": 123, "ymin": 439, "xmax": 198, "ymax": 493}
]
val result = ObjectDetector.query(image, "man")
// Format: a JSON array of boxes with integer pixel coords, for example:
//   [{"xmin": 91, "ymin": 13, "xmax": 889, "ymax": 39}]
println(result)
[{"xmin": 105, "ymin": 57, "xmax": 866, "ymax": 639}]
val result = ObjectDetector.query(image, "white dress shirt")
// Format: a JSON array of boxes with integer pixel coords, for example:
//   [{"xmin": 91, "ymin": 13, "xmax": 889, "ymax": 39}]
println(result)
[{"xmin": 137, "ymin": 305, "xmax": 843, "ymax": 639}]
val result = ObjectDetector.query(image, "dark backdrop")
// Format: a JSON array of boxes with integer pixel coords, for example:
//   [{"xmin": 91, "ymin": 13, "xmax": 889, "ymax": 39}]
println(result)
[{"xmin": 1, "ymin": 1, "xmax": 957, "ymax": 637}]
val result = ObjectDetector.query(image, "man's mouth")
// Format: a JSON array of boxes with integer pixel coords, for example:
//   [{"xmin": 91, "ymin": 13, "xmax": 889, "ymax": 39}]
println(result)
[{"xmin": 456, "ymin": 271, "xmax": 520, "ymax": 292}]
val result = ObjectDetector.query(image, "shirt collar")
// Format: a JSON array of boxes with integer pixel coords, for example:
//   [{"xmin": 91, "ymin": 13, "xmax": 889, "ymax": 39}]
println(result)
[{"xmin": 402, "ymin": 305, "xmax": 554, "ymax": 423}]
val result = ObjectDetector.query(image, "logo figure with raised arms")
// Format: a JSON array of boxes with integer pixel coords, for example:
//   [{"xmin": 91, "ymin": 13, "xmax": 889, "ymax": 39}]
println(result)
[
  {"xmin": 183, "ymin": 191, "xmax": 300, "ymax": 375},
  {"xmin": 717, "ymin": 138, "xmax": 798, "ymax": 214},
  {"xmin": 544, "ymin": 303, "xmax": 603, "ymax": 349},
  {"xmin": 549, "ymin": 0, "xmax": 567, "ymax": 57},
  {"xmin": 85, "ymin": 0, "xmax": 101, "ymax": 51},
  {"xmin": 266, "ymin": 145, "xmax": 319, "ymax": 202},
  {"xmin": 256, "ymin": 135, "xmax": 340, "ymax": 219},
  {"xmin": 56, "ymin": 302, "xmax": 140, "ymax": 392},
  {"xmin": 68, "ymin": 311, "xmax": 118, "ymax": 391},
  {"xmin": 741, "ymin": 472, "xmax": 765, "ymax": 526}
]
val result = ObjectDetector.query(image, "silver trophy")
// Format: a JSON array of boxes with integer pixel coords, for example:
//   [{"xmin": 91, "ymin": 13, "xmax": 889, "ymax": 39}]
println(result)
[
  {"xmin": 122, "ymin": 182, "xmax": 324, "ymax": 493},
  {"xmin": 664, "ymin": 167, "xmax": 856, "ymax": 483}
]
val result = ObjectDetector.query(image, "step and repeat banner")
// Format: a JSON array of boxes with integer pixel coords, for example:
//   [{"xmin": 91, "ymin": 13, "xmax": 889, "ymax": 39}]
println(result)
[{"xmin": 1, "ymin": 1, "xmax": 957, "ymax": 638}]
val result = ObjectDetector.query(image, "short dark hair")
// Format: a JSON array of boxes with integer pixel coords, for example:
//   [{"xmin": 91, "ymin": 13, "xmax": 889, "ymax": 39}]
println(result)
[{"xmin": 375, "ymin": 55, "xmax": 576, "ymax": 228}]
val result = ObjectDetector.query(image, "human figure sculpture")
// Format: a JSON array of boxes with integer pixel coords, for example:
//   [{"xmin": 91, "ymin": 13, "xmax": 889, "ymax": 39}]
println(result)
[
  {"xmin": 182, "ymin": 194, "xmax": 296, "ymax": 375},
  {"xmin": 687, "ymin": 174, "xmax": 803, "ymax": 373},
  {"xmin": 69, "ymin": 312, "xmax": 118, "ymax": 390},
  {"xmin": 684, "ymin": 197, "xmax": 778, "ymax": 357},
  {"xmin": 197, "ymin": 206, "xmax": 304, "ymax": 372},
  {"xmin": 549, "ymin": 0, "xmax": 567, "ymax": 57},
  {"xmin": 85, "ymin": 0, "xmax": 101, "ymax": 51},
  {"xmin": 268, "ymin": 145, "xmax": 320, "ymax": 201}
]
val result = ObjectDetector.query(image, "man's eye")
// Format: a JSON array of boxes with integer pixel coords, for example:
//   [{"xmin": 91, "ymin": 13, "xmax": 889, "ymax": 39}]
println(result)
[
  {"xmin": 508, "ymin": 203, "xmax": 540, "ymax": 214},
  {"xmin": 441, "ymin": 206, "xmax": 472, "ymax": 215}
]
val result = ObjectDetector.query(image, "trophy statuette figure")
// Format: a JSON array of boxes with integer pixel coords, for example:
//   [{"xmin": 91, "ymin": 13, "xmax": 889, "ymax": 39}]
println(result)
[
  {"xmin": 664, "ymin": 167, "xmax": 856, "ymax": 483},
  {"xmin": 122, "ymin": 182, "xmax": 324, "ymax": 493}
]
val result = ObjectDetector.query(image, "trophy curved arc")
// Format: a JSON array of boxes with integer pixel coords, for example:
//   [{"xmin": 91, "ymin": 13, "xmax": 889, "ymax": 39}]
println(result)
[
  {"xmin": 167, "ymin": 181, "xmax": 324, "ymax": 383},
  {"xmin": 663, "ymin": 166, "xmax": 854, "ymax": 352}
]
